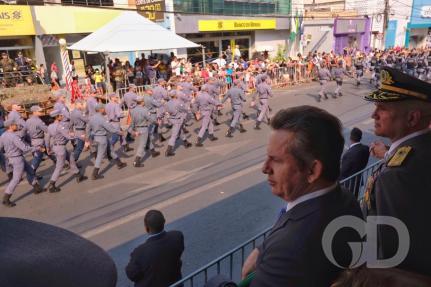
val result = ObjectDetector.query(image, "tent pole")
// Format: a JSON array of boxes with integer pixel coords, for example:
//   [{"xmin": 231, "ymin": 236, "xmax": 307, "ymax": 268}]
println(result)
[
  {"xmin": 202, "ymin": 45, "xmax": 206, "ymax": 68},
  {"xmin": 103, "ymin": 52, "xmax": 111, "ymax": 96}
]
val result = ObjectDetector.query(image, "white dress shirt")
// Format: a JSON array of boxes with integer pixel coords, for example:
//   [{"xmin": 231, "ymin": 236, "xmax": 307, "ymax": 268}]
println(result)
[{"xmin": 285, "ymin": 182, "xmax": 338, "ymax": 213}]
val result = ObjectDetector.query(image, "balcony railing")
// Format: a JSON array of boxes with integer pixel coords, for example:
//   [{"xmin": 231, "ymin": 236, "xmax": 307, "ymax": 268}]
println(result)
[{"xmin": 170, "ymin": 160, "xmax": 382, "ymax": 287}]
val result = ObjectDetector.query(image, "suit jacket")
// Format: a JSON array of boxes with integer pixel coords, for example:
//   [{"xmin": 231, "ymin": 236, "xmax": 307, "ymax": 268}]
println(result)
[
  {"xmin": 251, "ymin": 185, "xmax": 363, "ymax": 287},
  {"xmin": 340, "ymin": 143, "xmax": 370, "ymax": 180},
  {"xmin": 126, "ymin": 230, "xmax": 184, "ymax": 287},
  {"xmin": 375, "ymin": 131, "xmax": 431, "ymax": 277}
]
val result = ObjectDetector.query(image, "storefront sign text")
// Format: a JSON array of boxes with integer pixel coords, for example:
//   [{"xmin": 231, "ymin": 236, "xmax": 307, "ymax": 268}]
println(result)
[
  {"xmin": 137, "ymin": 0, "xmax": 165, "ymax": 22},
  {"xmin": 421, "ymin": 6, "xmax": 431, "ymax": 18},
  {"xmin": 199, "ymin": 19, "xmax": 276, "ymax": 32},
  {"xmin": 0, "ymin": 6, "xmax": 35, "ymax": 36}
]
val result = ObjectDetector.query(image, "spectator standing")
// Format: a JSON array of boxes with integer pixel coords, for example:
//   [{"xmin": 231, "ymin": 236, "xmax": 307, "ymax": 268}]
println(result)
[
  {"xmin": 241, "ymin": 106, "xmax": 362, "ymax": 287},
  {"xmin": 126, "ymin": 210, "xmax": 184, "ymax": 287},
  {"xmin": 50, "ymin": 62, "xmax": 60, "ymax": 88},
  {"xmin": 225, "ymin": 45, "xmax": 232, "ymax": 63},
  {"xmin": 340, "ymin": 127, "xmax": 370, "ymax": 197},
  {"xmin": 234, "ymin": 45, "xmax": 241, "ymax": 61}
]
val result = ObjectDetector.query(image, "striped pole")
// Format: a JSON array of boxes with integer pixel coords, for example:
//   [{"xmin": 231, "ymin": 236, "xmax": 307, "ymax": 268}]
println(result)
[{"xmin": 60, "ymin": 44, "xmax": 73, "ymax": 92}]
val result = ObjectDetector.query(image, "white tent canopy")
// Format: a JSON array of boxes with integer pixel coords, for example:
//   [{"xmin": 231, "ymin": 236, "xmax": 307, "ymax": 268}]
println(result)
[{"xmin": 69, "ymin": 11, "xmax": 200, "ymax": 53}]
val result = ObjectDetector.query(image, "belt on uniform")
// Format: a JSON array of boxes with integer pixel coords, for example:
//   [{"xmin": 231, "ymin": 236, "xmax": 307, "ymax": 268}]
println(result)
[
  {"xmin": 136, "ymin": 125, "xmax": 148, "ymax": 128},
  {"xmin": 110, "ymin": 120, "xmax": 120, "ymax": 122},
  {"xmin": 53, "ymin": 144, "xmax": 66, "ymax": 146},
  {"xmin": 75, "ymin": 128, "xmax": 85, "ymax": 130},
  {"xmin": 150, "ymin": 111, "xmax": 157, "ymax": 114}
]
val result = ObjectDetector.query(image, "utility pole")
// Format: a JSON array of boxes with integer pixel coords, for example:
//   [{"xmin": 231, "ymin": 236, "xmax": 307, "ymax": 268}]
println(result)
[{"xmin": 382, "ymin": 0, "xmax": 390, "ymax": 48}]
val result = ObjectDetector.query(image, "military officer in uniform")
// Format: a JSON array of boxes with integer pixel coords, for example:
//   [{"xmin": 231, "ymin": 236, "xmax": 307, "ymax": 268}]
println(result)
[
  {"xmin": 332, "ymin": 60, "xmax": 351, "ymax": 97},
  {"xmin": 70, "ymin": 99, "xmax": 88, "ymax": 163},
  {"xmin": 194, "ymin": 84, "xmax": 220, "ymax": 147},
  {"xmin": 317, "ymin": 63, "xmax": 332, "ymax": 101},
  {"xmin": 223, "ymin": 80, "xmax": 247, "ymax": 137},
  {"xmin": 7, "ymin": 102, "xmax": 26, "ymax": 139},
  {"xmin": 24, "ymin": 105, "xmax": 54, "ymax": 176},
  {"xmin": 122, "ymin": 84, "xmax": 138, "ymax": 110},
  {"xmin": 253, "ymin": 76, "xmax": 273, "ymax": 130},
  {"xmin": 363, "ymin": 66, "xmax": 431, "ymax": 277},
  {"xmin": 0, "ymin": 119, "xmax": 43, "ymax": 207},
  {"xmin": 354, "ymin": 55, "xmax": 365, "ymax": 86},
  {"xmin": 106, "ymin": 93, "xmax": 132, "ymax": 153},
  {"xmin": 86, "ymin": 92, "xmax": 98, "ymax": 117},
  {"xmin": 207, "ymin": 77, "xmax": 225, "ymax": 125},
  {"xmin": 46, "ymin": 110, "xmax": 87, "ymax": 193},
  {"xmin": 163, "ymin": 92, "xmax": 192, "ymax": 157},
  {"xmin": 129, "ymin": 96, "xmax": 160, "ymax": 167},
  {"xmin": 53, "ymin": 90, "xmax": 71, "ymax": 128},
  {"xmin": 86, "ymin": 104, "xmax": 127, "ymax": 180}
]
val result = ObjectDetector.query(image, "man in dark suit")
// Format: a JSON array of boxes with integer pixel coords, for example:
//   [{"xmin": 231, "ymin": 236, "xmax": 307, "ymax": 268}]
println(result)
[
  {"xmin": 241, "ymin": 106, "xmax": 363, "ymax": 287},
  {"xmin": 363, "ymin": 67, "xmax": 431, "ymax": 277},
  {"xmin": 340, "ymin": 127, "xmax": 370, "ymax": 197},
  {"xmin": 126, "ymin": 210, "xmax": 184, "ymax": 287}
]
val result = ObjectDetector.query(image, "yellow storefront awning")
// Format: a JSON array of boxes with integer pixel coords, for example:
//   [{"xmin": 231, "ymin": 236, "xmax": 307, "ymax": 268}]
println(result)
[
  {"xmin": 0, "ymin": 5, "xmax": 35, "ymax": 36},
  {"xmin": 199, "ymin": 19, "xmax": 276, "ymax": 32}
]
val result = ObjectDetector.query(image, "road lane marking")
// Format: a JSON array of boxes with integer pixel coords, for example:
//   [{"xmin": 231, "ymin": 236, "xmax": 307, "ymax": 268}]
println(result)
[{"xmin": 81, "ymin": 163, "xmax": 262, "ymax": 239}]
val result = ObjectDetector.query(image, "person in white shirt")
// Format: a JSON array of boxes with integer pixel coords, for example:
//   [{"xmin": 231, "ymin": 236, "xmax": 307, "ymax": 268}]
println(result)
[
  {"xmin": 363, "ymin": 66, "xmax": 431, "ymax": 277},
  {"xmin": 212, "ymin": 55, "xmax": 226, "ymax": 68}
]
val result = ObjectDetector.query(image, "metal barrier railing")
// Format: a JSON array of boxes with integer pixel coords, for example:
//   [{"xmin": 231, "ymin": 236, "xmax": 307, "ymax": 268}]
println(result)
[{"xmin": 170, "ymin": 160, "xmax": 383, "ymax": 287}]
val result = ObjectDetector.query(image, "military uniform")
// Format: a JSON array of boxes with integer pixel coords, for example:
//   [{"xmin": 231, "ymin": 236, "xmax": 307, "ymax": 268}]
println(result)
[
  {"xmin": 317, "ymin": 67, "xmax": 332, "ymax": 101},
  {"xmin": 254, "ymin": 80, "xmax": 273, "ymax": 129},
  {"xmin": 86, "ymin": 96, "xmax": 98, "ymax": 117},
  {"xmin": 162, "ymin": 97, "xmax": 192, "ymax": 156},
  {"xmin": 70, "ymin": 104, "xmax": 88, "ymax": 162},
  {"xmin": 331, "ymin": 65, "xmax": 349, "ymax": 97},
  {"xmin": 86, "ymin": 105, "xmax": 126, "ymax": 179},
  {"xmin": 24, "ymin": 106, "xmax": 55, "ymax": 174},
  {"xmin": 46, "ymin": 110, "xmax": 85, "ymax": 193},
  {"xmin": 106, "ymin": 95, "xmax": 128, "ymax": 151},
  {"xmin": 0, "ymin": 119, "xmax": 42, "ymax": 207},
  {"xmin": 354, "ymin": 57, "xmax": 365, "ymax": 86},
  {"xmin": 363, "ymin": 67, "xmax": 431, "ymax": 277},
  {"xmin": 222, "ymin": 83, "xmax": 247, "ymax": 137},
  {"xmin": 194, "ymin": 86, "xmax": 220, "ymax": 147},
  {"xmin": 0, "ymin": 55, "xmax": 16, "ymax": 87},
  {"xmin": 129, "ymin": 96, "xmax": 160, "ymax": 167}
]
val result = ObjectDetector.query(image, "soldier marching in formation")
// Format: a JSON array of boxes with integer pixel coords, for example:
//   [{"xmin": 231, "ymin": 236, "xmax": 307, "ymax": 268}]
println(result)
[{"xmin": 3, "ymin": 53, "xmax": 431, "ymax": 208}]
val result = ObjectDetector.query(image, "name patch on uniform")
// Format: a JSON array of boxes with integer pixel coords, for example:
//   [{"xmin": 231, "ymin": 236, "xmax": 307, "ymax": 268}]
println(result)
[{"xmin": 387, "ymin": 146, "xmax": 412, "ymax": 167}]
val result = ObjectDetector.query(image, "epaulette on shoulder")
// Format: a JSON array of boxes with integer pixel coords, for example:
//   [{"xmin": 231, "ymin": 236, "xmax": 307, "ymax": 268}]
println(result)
[{"xmin": 387, "ymin": 146, "xmax": 412, "ymax": 167}]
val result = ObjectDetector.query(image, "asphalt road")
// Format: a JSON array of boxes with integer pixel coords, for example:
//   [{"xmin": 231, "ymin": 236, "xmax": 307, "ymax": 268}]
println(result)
[{"xmin": 0, "ymin": 78, "xmax": 385, "ymax": 287}]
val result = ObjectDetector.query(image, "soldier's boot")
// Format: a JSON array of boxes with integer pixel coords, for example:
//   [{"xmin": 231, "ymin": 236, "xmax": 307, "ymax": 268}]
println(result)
[
  {"xmin": 183, "ymin": 140, "xmax": 192, "ymax": 148},
  {"xmin": 159, "ymin": 134, "xmax": 167, "ymax": 142},
  {"xmin": 208, "ymin": 134, "xmax": 218, "ymax": 141},
  {"xmin": 324, "ymin": 93, "xmax": 329, "ymax": 100},
  {"xmin": 356, "ymin": 81, "xmax": 360, "ymax": 86},
  {"xmin": 338, "ymin": 92, "xmax": 343, "ymax": 97},
  {"xmin": 151, "ymin": 149, "xmax": 160, "ymax": 158},
  {"xmin": 75, "ymin": 172, "xmax": 88, "ymax": 183},
  {"xmin": 33, "ymin": 182, "xmax": 44, "ymax": 194},
  {"xmin": 107, "ymin": 153, "xmax": 113, "ymax": 161},
  {"xmin": 317, "ymin": 95, "xmax": 322, "ymax": 102},
  {"xmin": 2, "ymin": 194, "xmax": 16, "ymax": 207},
  {"xmin": 239, "ymin": 124, "xmax": 247, "ymax": 133},
  {"xmin": 214, "ymin": 119, "xmax": 221, "ymax": 126},
  {"xmin": 115, "ymin": 158, "xmax": 127, "ymax": 169},
  {"xmin": 332, "ymin": 93, "xmax": 337, "ymax": 99},
  {"xmin": 133, "ymin": 157, "xmax": 143, "ymax": 168},
  {"xmin": 242, "ymin": 113, "xmax": 249, "ymax": 120},
  {"xmin": 226, "ymin": 127, "xmax": 234, "ymax": 138},
  {"xmin": 122, "ymin": 144, "xmax": 133, "ymax": 152},
  {"xmin": 91, "ymin": 168, "xmax": 104, "ymax": 180},
  {"xmin": 195, "ymin": 137, "xmax": 204, "ymax": 147},
  {"xmin": 165, "ymin": 145, "xmax": 175, "ymax": 157},
  {"xmin": 182, "ymin": 127, "xmax": 190, "ymax": 134},
  {"xmin": 254, "ymin": 121, "xmax": 261, "ymax": 130},
  {"xmin": 91, "ymin": 151, "xmax": 97, "ymax": 160},
  {"xmin": 7, "ymin": 172, "xmax": 12, "ymax": 181},
  {"xmin": 47, "ymin": 181, "xmax": 61, "ymax": 193}
]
